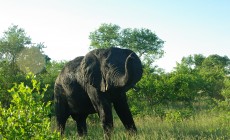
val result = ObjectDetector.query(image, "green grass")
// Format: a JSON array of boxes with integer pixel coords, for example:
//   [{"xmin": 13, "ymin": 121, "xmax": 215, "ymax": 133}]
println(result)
[{"xmin": 59, "ymin": 111, "xmax": 230, "ymax": 140}]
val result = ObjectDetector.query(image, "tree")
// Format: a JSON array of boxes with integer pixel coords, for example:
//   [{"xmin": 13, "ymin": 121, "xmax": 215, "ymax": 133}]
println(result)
[
  {"xmin": 201, "ymin": 55, "xmax": 230, "ymax": 75},
  {"xmin": 193, "ymin": 54, "xmax": 206, "ymax": 68},
  {"xmin": 0, "ymin": 25, "xmax": 30, "ymax": 107},
  {"xmin": 175, "ymin": 54, "xmax": 230, "ymax": 100},
  {"xmin": 0, "ymin": 25, "xmax": 49, "ymax": 107},
  {"xmin": 168, "ymin": 71, "xmax": 200, "ymax": 103},
  {"xmin": 0, "ymin": 25, "xmax": 31, "ymax": 75},
  {"xmin": 221, "ymin": 77, "xmax": 230, "ymax": 99},
  {"xmin": 89, "ymin": 23, "xmax": 164, "ymax": 65},
  {"xmin": 179, "ymin": 54, "xmax": 205, "ymax": 70},
  {"xmin": 89, "ymin": 23, "xmax": 120, "ymax": 49},
  {"xmin": 199, "ymin": 55, "xmax": 230, "ymax": 99},
  {"xmin": 120, "ymin": 28, "xmax": 164, "ymax": 64}
]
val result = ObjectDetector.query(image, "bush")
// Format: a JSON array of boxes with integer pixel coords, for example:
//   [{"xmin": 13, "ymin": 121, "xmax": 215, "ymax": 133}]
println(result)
[
  {"xmin": 0, "ymin": 74, "xmax": 60, "ymax": 139},
  {"xmin": 165, "ymin": 108, "xmax": 194, "ymax": 123},
  {"xmin": 212, "ymin": 99, "xmax": 230, "ymax": 112}
]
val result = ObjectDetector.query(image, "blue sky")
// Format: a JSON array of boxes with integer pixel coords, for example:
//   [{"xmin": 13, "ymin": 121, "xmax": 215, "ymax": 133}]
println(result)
[{"xmin": 0, "ymin": 0, "xmax": 229, "ymax": 72}]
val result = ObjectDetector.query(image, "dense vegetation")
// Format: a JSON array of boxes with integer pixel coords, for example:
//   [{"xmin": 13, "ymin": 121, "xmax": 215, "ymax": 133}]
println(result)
[{"xmin": 0, "ymin": 24, "xmax": 229, "ymax": 139}]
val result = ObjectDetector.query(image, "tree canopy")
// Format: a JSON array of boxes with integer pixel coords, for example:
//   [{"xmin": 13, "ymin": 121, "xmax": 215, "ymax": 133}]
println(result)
[
  {"xmin": 0, "ymin": 25, "xmax": 49, "ymax": 107},
  {"xmin": 0, "ymin": 25, "xmax": 49, "ymax": 75},
  {"xmin": 89, "ymin": 23, "xmax": 164, "ymax": 65}
]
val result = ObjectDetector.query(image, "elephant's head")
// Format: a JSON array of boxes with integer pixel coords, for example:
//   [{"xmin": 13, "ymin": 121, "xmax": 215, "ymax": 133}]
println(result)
[
  {"xmin": 80, "ymin": 47, "xmax": 143, "ymax": 92},
  {"xmin": 104, "ymin": 51, "xmax": 142, "ymax": 92}
]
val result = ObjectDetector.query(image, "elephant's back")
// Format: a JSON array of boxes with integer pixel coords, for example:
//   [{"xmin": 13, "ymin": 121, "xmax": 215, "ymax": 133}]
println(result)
[
  {"xmin": 65, "ymin": 56, "xmax": 84, "ymax": 72},
  {"xmin": 55, "ymin": 56, "xmax": 84, "ymax": 85}
]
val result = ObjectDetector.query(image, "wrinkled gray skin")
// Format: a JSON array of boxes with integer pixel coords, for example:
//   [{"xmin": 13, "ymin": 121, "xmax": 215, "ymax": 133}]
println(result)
[{"xmin": 54, "ymin": 47, "xmax": 143, "ymax": 138}]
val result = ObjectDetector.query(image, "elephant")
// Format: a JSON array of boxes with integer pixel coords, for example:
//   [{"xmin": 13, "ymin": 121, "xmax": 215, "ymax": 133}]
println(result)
[{"xmin": 54, "ymin": 47, "xmax": 143, "ymax": 138}]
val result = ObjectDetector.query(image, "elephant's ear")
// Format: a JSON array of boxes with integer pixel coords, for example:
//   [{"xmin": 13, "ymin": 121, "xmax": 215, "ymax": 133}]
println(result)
[{"xmin": 80, "ymin": 53, "xmax": 106, "ymax": 92}]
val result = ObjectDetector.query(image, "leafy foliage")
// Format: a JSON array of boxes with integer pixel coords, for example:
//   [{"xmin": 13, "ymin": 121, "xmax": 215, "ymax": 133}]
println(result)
[
  {"xmin": 36, "ymin": 60, "xmax": 67, "ymax": 115},
  {"xmin": 221, "ymin": 77, "xmax": 230, "ymax": 99},
  {"xmin": 89, "ymin": 23, "xmax": 164, "ymax": 65},
  {"xmin": 165, "ymin": 108, "xmax": 194, "ymax": 123},
  {"xmin": 89, "ymin": 23, "xmax": 120, "ymax": 49},
  {"xmin": 199, "ymin": 55, "xmax": 230, "ymax": 99},
  {"xmin": 0, "ymin": 73, "xmax": 60, "ymax": 139},
  {"xmin": 0, "ymin": 25, "xmax": 49, "ymax": 107},
  {"xmin": 0, "ymin": 25, "xmax": 31, "ymax": 63},
  {"xmin": 120, "ymin": 28, "xmax": 164, "ymax": 64},
  {"xmin": 0, "ymin": 25, "xmax": 32, "ymax": 107}
]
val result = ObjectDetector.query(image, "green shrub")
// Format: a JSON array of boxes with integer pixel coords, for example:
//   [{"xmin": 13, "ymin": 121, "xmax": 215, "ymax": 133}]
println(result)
[
  {"xmin": 212, "ymin": 99, "xmax": 230, "ymax": 112},
  {"xmin": 0, "ymin": 73, "xmax": 60, "ymax": 139},
  {"xmin": 165, "ymin": 108, "xmax": 194, "ymax": 123},
  {"xmin": 152, "ymin": 104, "xmax": 166, "ymax": 120}
]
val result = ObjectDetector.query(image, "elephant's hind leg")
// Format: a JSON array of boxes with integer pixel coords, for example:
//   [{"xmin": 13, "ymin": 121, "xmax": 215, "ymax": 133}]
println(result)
[
  {"xmin": 54, "ymin": 84, "xmax": 70, "ymax": 135},
  {"xmin": 71, "ymin": 114, "xmax": 88, "ymax": 136},
  {"xmin": 56, "ymin": 110, "xmax": 69, "ymax": 135}
]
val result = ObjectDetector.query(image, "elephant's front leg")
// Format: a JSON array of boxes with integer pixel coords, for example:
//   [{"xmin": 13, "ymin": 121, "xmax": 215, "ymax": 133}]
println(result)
[
  {"xmin": 87, "ymin": 85, "xmax": 113, "ymax": 139},
  {"xmin": 113, "ymin": 93, "xmax": 137, "ymax": 134},
  {"xmin": 98, "ymin": 99, "xmax": 113, "ymax": 140}
]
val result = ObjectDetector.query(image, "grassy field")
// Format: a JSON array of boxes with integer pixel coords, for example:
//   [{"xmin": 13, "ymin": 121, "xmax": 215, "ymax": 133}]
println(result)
[{"xmin": 60, "ymin": 110, "xmax": 230, "ymax": 140}]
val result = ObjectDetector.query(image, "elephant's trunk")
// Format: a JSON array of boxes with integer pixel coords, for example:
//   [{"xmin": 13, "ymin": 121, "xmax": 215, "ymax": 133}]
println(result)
[
  {"xmin": 105, "ymin": 52, "xmax": 142, "ymax": 91},
  {"xmin": 115, "ymin": 53, "xmax": 135, "ymax": 88}
]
